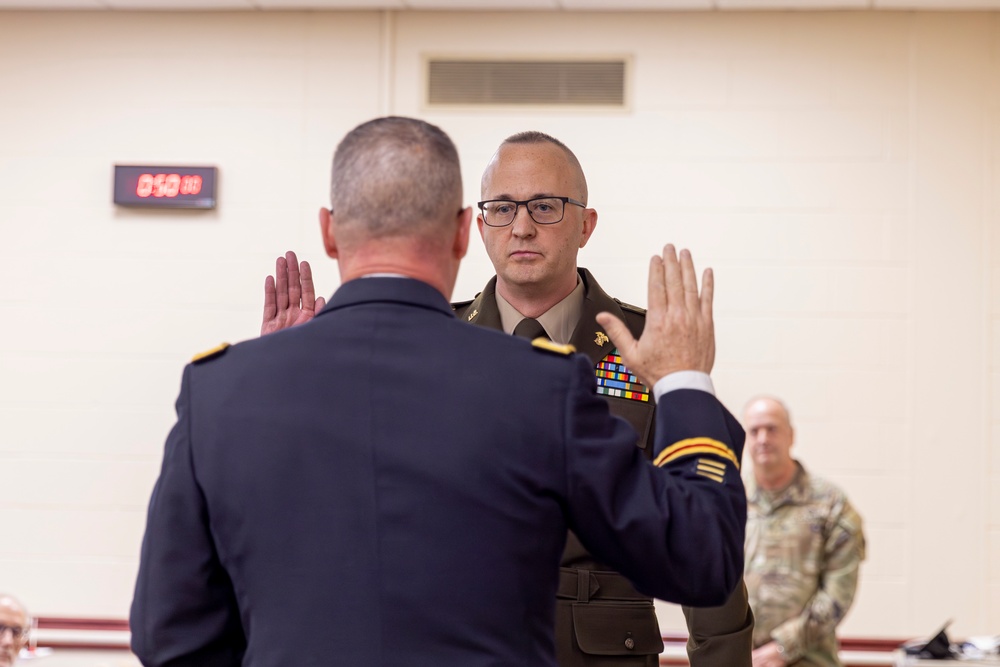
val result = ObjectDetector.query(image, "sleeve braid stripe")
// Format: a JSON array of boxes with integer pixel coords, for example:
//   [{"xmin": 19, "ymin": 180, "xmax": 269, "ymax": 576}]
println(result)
[
  {"xmin": 696, "ymin": 458, "xmax": 726, "ymax": 473},
  {"xmin": 654, "ymin": 438, "xmax": 740, "ymax": 469},
  {"xmin": 696, "ymin": 470, "xmax": 725, "ymax": 483},
  {"xmin": 697, "ymin": 462, "xmax": 725, "ymax": 477}
]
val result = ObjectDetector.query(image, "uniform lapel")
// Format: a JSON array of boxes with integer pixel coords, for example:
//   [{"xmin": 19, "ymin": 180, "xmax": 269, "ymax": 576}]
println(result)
[
  {"xmin": 569, "ymin": 269, "xmax": 621, "ymax": 366},
  {"xmin": 460, "ymin": 277, "xmax": 504, "ymax": 332}
]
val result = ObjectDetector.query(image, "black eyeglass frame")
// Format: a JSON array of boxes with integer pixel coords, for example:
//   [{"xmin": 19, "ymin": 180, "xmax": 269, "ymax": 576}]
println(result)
[{"xmin": 477, "ymin": 196, "xmax": 586, "ymax": 227}]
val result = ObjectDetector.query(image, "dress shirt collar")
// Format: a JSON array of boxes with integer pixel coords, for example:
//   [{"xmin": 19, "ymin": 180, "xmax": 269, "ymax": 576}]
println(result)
[
  {"xmin": 494, "ymin": 276, "xmax": 584, "ymax": 345},
  {"xmin": 319, "ymin": 275, "xmax": 454, "ymax": 318}
]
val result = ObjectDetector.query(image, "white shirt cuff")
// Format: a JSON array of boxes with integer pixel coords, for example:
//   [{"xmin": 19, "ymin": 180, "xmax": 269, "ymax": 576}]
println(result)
[{"xmin": 652, "ymin": 371, "xmax": 715, "ymax": 401}]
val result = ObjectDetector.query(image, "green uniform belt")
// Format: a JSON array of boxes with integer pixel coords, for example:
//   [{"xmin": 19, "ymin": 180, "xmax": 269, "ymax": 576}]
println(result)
[{"xmin": 557, "ymin": 567, "xmax": 650, "ymax": 602}]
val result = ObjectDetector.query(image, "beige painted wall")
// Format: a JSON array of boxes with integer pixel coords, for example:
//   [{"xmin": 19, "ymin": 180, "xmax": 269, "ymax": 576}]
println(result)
[{"xmin": 0, "ymin": 8, "xmax": 997, "ymax": 641}]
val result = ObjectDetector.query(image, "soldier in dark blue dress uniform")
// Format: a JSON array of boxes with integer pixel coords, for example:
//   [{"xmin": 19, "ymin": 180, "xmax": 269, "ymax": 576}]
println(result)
[{"xmin": 130, "ymin": 118, "xmax": 746, "ymax": 667}]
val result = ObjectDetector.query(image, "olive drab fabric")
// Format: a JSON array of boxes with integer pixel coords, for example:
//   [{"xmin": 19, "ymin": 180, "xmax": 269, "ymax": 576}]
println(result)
[{"xmin": 455, "ymin": 268, "xmax": 754, "ymax": 667}]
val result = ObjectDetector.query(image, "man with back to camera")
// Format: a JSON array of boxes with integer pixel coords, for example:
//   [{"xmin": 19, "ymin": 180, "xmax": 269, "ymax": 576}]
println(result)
[
  {"xmin": 742, "ymin": 396, "xmax": 865, "ymax": 667},
  {"xmin": 264, "ymin": 131, "xmax": 755, "ymax": 666},
  {"xmin": 131, "ymin": 116, "xmax": 747, "ymax": 667},
  {"xmin": 0, "ymin": 595, "xmax": 30, "ymax": 667}
]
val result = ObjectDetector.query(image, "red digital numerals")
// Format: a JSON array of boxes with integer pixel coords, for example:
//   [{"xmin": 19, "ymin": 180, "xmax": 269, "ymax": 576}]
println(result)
[{"xmin": 135, "ymin": 173, "xmax": 203, "ymax": 198}]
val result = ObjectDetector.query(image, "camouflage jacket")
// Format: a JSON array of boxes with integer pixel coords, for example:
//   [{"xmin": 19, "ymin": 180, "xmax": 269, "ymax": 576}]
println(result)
[{"xmin": 744, "ymin": 462, "xmax": 865, "ymax": 667}]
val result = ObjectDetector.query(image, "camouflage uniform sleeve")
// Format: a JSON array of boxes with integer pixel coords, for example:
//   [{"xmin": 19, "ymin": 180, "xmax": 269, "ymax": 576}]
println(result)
[{"xmin": 769, "ymin": 496, "xmax": 866, "ymax": 663}]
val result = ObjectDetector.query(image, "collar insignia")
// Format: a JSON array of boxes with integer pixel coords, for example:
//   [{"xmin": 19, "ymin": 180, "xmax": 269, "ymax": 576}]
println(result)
[
  {"xmin": 594, "ymin": 331, "xmax": 609, "ymax": 346},
  {"xmin": 467, "ymin": 309, "xmax": 478, "ymax": 322}
]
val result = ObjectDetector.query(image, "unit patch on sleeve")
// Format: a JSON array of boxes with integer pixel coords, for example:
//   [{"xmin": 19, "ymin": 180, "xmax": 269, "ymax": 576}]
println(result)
[{"xmin": 594, "ymin": 349, "xmax": 650, "ymax": 403}]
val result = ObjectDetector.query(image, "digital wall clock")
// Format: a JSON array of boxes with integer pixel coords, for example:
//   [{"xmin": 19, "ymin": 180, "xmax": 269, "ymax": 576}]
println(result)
[{"xmin": 113, "ymin": 165, "xmax": 218, "ymax": 209}]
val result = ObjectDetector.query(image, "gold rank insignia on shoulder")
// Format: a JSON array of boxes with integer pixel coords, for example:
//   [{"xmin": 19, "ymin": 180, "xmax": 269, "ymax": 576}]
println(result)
[
  {"xmin": 191, "ymin": 342, "xmax": 230, "ymax": 364},
  {"xmin": 594, "ymin": 331, "xmax": 609, "ymax": 346},
  {"xmin": 531, "ymin": 339, "xmax": 576, "ymax": 355}
]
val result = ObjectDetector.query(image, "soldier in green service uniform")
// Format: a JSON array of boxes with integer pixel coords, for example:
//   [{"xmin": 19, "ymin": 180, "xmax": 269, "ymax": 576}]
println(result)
[
  {"xmin": 261, "ymin": 131, "xmax": 754, "ymax": 667},
  {"xmin": 742, "ymin": 396, "xmax": 866, "ymax": 667},
  {"xmin": 452, "ymin": 131, "xmax": 753, "ymax": 667}
]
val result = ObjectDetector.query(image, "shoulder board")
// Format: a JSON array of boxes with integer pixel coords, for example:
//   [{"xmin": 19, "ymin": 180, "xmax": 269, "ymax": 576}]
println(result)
[
  {"xmin": 531, "ymin": 339, "xmax": 576, "ymax": 356},
  {"xmin": 614, "ymin": 298, "xmax": 646, "ymax": 315},
  {"xmin": 191, "ymin": 342, "xmax": 230, "ymax": 364},
  {"xmin": 451, "ymin": 292, "xmax": 481, "ymax": 311}
]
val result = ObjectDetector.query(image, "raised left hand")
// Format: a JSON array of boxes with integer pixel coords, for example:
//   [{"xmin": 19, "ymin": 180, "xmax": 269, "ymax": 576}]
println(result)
[{"xmin": 261, "ymin": 250, "xmax": 326, "ymax": 336}]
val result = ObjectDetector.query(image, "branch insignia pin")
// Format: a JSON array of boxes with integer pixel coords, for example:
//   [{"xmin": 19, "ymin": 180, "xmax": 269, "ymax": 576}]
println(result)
[{"xmin": 594, "ymin": 331, "xmax": 609, "ymax": 346}]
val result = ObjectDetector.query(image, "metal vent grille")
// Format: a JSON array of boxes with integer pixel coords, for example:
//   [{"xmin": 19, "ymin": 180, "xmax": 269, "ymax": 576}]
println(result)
[{"xmin": 427, "ymin": 59, "xmax": 626, "ymax": 106}]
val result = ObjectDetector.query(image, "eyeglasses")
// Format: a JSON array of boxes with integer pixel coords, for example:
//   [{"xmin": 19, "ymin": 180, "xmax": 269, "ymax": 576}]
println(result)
[
  {"xmin": 477, "ymin": 196, "xmax": 585, "ymax": 227},
  {"xmin": 0, "ymin": 624, "xmax": 27, "ymax": 642}
]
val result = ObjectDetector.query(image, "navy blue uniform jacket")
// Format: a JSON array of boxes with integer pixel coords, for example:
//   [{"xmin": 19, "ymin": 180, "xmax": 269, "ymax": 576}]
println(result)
[{"xmin": 130, "ymin": 277, "xmax": 747, "ymax": 667}]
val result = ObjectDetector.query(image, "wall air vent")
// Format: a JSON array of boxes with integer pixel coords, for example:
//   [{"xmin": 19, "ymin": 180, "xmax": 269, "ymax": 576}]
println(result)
[{"xmin": 427, "ymin": 59, "xmax": 627, "ymax": 107}]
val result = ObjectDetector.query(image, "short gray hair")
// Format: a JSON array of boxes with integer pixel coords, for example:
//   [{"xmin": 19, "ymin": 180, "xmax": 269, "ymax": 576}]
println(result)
[{"xmin": 330, "ymin": 117, "xmax": 462, "ymax": 241}]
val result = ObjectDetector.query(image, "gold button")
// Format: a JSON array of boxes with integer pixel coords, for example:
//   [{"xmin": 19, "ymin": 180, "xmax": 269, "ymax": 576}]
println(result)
[{"xmin": 625, "ymin": 638, "xmax": 635, "ymax": 650}]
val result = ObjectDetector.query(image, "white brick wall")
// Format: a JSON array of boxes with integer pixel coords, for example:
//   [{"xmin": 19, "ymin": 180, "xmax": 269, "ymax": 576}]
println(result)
[{"xmin": 0, "ymin": 7, "xmax": 998, "ymax": 642}]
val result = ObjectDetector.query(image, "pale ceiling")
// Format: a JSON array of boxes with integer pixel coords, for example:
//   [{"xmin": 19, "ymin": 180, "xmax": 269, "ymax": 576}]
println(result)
[{"xmin": 2, "ymin": 0, "xmax": 1000, "ymax": 10}]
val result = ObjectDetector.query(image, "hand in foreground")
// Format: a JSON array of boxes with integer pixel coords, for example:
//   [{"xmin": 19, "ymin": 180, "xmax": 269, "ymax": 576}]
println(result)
[
  {"xmin": 751, "ymin": 642, "xmax": 787, "ymax": 667},
  {"xmin": 261, "ymin": 250, "xmax": 326, "ymax": 336},
  {"xmin": 595, "ymin": 244, "xmax": 714, "ymax": 388}
]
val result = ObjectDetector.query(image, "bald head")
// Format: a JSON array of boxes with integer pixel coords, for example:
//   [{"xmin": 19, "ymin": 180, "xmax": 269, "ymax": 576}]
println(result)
[
  {"xmin": 330, "ymin": 116, "xmax": 463, "ymax": 246},
  {"xmin": 743, "ymin": 396, "xmax": 797, "ymax": 490},
  {"xmin": 0, "ymin": 595, "xmax": 28, "ymax": 667},
  {"xmin": 482, "ymin": 131, "xmax": 588, "ymax": 203},
  {"xmin": 743, "ymin": 395, "xmax": 792, "ymax": 426}
]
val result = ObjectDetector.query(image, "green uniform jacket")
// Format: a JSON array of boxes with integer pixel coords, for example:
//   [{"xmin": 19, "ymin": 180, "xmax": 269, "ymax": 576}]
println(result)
[{"xmin": 454, "ymin": 268, "xmax": 754, "ymax": 667}]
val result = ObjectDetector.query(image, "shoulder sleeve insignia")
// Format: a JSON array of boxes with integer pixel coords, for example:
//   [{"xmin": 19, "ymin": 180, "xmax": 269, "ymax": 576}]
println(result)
[
  {"xmin": 531, "ymin": 339, "xmax": 576, "ymax": 356},
  {"xmin": 191, "ymin": 342, "xmax": 230, "ymax": 364},
  {"xmin": 614, "ymin": 299, "xmax": 647, "ymax": 315}
]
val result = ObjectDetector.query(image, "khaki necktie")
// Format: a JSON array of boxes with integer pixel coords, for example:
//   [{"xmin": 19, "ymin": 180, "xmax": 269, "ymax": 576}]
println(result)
[{"xmin": 513, "ymin": 317, "xmax": 549, "ymax": 341}]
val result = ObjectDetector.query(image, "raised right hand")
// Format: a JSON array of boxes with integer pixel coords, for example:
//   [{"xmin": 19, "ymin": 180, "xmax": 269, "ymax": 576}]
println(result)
[
  {"xmin": 261, "ymin": 250, "xmax": 326, "ymax": 336},
  {"xmin": 596, "ymin": 244, "xmax": 715, "ymax": 388}
]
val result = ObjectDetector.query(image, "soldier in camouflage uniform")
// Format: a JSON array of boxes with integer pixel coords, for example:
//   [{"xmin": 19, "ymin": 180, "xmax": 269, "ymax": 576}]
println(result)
[{"xmin": 742, "ymin": 396, "xmax": 865, "ymax": 667}]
